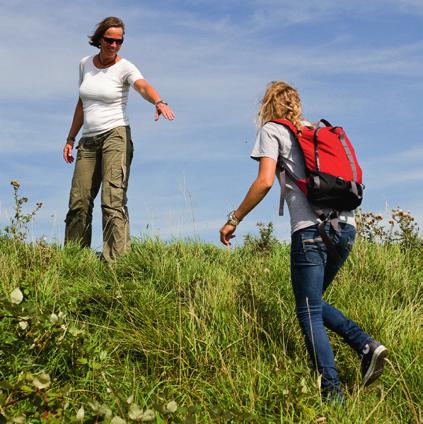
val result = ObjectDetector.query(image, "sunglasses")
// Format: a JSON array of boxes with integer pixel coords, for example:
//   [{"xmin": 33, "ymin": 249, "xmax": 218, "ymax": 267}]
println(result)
[{"xmin": 102, "ymin": 36, "xmax": 124, "ymax": 45}]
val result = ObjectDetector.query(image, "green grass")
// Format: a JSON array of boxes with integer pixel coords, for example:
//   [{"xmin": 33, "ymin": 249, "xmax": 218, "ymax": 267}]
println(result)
[{"xmin": 0, "ymin": 236, "xmax": 422, "ymax": 423}]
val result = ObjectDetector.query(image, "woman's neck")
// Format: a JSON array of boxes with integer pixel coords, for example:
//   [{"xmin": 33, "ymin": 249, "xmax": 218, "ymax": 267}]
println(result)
[{"xmin": 98, "ymin": 52, "xmax": 117, "ymax": 67}]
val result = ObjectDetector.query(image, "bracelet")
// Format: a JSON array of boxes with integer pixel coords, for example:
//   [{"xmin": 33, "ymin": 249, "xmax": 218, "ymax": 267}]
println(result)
[
  {"xmin": 155, "ymin": 100, "xmax": 168, "ymax": 107},
  {"xmin": 226, "ymin": 210, "xmax": 241, "ymax": 226}
]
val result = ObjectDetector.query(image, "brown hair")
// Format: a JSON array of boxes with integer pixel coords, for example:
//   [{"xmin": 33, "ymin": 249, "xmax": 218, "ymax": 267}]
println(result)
[
  {"xmin": 88, "ymin": 17, "xmax": 125, "ymax": 48},
  {"xmin": 257, "ymin": 81, "xmax": 302, "ymax": 133}
]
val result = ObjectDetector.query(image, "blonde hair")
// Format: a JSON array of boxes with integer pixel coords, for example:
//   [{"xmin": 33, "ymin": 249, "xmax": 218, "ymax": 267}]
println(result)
[{"xmin": 257, "ymin": 81, "xmax": 302, "ymax": 132}]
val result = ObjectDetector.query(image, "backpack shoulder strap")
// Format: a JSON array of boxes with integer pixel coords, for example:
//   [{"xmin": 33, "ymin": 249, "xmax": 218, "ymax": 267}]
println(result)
[
  {"xmin": 268, "ymin": 119, "xmax": 305, "ymax": 182},
  {"xmin": 267, "ymin": 120, "xmax": 302, "ymax": 216},
  {"xmin": 269, "ymin": 119, "xmax": 299, "ymax": 136}
]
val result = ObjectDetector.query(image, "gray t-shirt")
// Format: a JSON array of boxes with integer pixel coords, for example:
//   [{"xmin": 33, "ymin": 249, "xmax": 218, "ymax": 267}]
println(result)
[{"xmin": 251, "ymin": 122, "xmax": 355, "ymax": 234}]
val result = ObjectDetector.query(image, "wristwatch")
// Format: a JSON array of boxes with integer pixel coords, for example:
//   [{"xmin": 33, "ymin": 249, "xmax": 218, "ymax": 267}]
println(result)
[
  {"xmin": 155, "ymin": 100, "xmax": 168, "ymax": 107},
  {"xmin": 226, "ymin": 210, "xmax": 241, "ymax": 226}
]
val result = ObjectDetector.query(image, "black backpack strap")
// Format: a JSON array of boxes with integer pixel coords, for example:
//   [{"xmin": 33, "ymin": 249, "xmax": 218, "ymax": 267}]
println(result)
[
  {"xmin": 318, "ymin": 119, "xmax": 332, "ymax": 127},
  {"xmin": 277, "ymin": 154, "xmax": 305, "ymax": 216},
  {"xmin": 315, "ymin": 209, "xmax": 342, "ymax": 261},
  {"xmin": 277, "ymin": 168, "xmax": 286, "ymax": 216}
]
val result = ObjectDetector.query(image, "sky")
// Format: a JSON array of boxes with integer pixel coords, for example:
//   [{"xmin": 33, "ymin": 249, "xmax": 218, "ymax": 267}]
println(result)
[{"xmin": 1, "ymin": 0, "xmax": 422, "ymax": 249}]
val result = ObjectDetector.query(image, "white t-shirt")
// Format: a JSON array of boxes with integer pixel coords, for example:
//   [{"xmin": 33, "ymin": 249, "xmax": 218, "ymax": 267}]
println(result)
[
  {"xmin": 251, "ymin": 122, "xmax": 355, "ymax": 234},
  {"xmin": 79, "ymin": 55, "xmax": 144, "ymax": 136}
]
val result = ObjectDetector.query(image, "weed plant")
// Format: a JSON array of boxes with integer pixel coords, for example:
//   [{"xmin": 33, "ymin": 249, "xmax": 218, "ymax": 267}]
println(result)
[{"xmin": 2, "ymin": 180, "xmax": 42, "ymax": 242}]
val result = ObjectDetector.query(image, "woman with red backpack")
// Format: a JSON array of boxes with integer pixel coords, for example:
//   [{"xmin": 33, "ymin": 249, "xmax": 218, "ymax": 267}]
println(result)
[{"xmin": 219, "ymin": 81, "xmax": 388, "ymax": 403}]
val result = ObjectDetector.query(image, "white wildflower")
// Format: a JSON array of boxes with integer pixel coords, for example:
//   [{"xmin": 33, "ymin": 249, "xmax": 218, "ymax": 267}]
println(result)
[
  {"xmin": 18, "ymin": 321, "xmax": 28, "ymax": 330},
  {"xmin": 126, "ymin": 394, "xmax": 134, "ymax": 404},
  {"xmin": 50, "ymin": 313, "xmax": 59, "ymax": 324},
  {"xmin": 110, "ymin": 417, "xmax": 127, "ymax": 424},
  {"xmin": 88, "ymin": 401, "xmax": 100, "ymax": 413},
  {"xmin": 10, "ymin": 288, "xmax": 24, "ymax": 305},
  {"xmin": 76, "ymin": 406, "xmax": 85, "ymax": 421},
  {"xmin": 32, "ymin": 373, "xmax": 51, "ymax": 390},
  {"xmin": 164, "ymin": 401, "xmax": 178, "ymax": 414},
  {"xmin": 128, "ymin": 404, "xmax": 143, "ymax": 420},
  {"xmin": 140, "ymin": 409, "xmax": 155, "ymax": 422},
  {"xmin": 69, "ymin": 327, "xmax": 84, "ymax": 337},
  {"xmin": 98, "ymin": 404, "xmax": 113, "ymax": 419}
]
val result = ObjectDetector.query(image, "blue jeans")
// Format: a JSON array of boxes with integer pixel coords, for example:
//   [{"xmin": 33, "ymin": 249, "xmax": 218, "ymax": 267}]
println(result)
[{"xmin": 290, "ymin": 222, "xmax": 370, "ymax": 394}]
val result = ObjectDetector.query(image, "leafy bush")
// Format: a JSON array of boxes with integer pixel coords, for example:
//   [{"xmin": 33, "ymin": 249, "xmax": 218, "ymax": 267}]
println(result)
[{"xmin": 243, "ymin": 222, "xmax": 280, "ymax": 254}]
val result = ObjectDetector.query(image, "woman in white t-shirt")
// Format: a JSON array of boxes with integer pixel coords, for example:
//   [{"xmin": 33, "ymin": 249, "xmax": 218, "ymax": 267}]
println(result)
[
  {"xmin": 63, "ymin": 17, "xmax": 175, "ymax": 262},
  {"xmin": 219, "ymin": 81, "xmax": 387, "ymax": 404}
]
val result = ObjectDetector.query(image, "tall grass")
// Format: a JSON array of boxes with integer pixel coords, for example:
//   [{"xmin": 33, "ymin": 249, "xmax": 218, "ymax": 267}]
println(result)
[{"xmin": 0, "ymin": 235, "xmax": 422, "ymax": 423}]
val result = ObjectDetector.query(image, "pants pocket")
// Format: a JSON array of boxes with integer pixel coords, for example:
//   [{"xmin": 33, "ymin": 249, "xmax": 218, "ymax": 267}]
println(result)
[
  {"xmin": 108, "ymin": 165, "xmax": 125, "ymax": 207},
  {"xmin": 302, "ymin": 236, "xmax": 327, "ymax": 265}
]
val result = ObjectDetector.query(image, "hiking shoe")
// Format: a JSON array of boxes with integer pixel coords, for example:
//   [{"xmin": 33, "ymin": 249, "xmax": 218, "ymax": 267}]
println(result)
[{"xmin": 361, "ymin": 340, "xmax": 388, "ymax": 386}]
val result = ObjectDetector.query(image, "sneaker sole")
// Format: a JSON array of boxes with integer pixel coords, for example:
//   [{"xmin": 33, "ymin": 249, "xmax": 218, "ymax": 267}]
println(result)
[{"xmin": 363, "ymin": 345, "xmax": 388, "ymax": 387}]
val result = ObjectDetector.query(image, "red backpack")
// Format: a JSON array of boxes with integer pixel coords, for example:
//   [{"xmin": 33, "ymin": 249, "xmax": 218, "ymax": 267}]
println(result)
[
  {"xmin": 271, "ymin": 119, "xmax": 364, "ymax": 259},
  {"xmin": 271, "ymin": 119, "xmax": 364, "ymax": 215}
]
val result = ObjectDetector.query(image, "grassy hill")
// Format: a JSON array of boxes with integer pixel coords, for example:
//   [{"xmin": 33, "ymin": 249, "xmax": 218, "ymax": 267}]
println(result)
[{"xmin": 0, "ymin": 233, "xmax": 421, "ymax": 423}]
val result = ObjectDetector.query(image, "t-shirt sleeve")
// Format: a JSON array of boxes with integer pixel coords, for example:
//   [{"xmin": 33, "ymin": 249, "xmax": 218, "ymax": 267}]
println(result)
[
  {"xmin": 79, "ymin": 56, "xmax": 90, "ymax": 86},
  {"xmin": 250, "ymin": 124, "xmax": 279, "ymax": 162},
  {"xmin": 124, "ymin": 61, "xmax": 144, "ymax": 86},
  {"xmin": 79, "ymin": 60, "xmax": 84, "ymax": 86}
]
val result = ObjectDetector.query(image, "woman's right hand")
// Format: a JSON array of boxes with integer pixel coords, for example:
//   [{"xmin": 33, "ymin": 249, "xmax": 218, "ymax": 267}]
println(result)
[
  {"xmin": 63, "ymin": 142, "xmax": 74, "ymax": 164},
  {"xmin": 219, "ymin": 223, "xmax": 236, "ymax": 246}
]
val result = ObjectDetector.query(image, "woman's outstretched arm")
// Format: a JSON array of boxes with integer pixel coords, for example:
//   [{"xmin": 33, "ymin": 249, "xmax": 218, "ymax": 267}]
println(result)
[
  {"xmin": 220, "ymin": 156, "xmax": 276, "ymax": 245},
  {"xmin": 133, "ymin": 79, "xmax": 175, "ymax": 121}
]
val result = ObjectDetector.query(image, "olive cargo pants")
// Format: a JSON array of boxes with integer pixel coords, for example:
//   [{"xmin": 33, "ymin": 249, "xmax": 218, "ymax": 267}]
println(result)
[{"xmin": 65, "ymin": 126, "xmax": 133, "ymax": 262}]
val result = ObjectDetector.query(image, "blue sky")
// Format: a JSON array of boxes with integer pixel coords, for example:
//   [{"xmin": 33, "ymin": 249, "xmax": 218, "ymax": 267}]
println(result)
[{"xmin": 1, "ymin": 0, "xmax": 422, "ymax": 248}]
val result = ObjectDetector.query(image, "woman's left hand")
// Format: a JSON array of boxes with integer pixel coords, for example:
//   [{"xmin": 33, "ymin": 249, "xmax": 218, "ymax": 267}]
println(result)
[
  {"xmin": 133, "ymin": 79, "xmax": 176, "ymax": 121},
  {"xmin": 155, "ymin": 102, "xmax": 175, "ymax": 121},
  {"xmin": 219, "ymin": 223, "xmax": 236, "ymax": 246}
]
